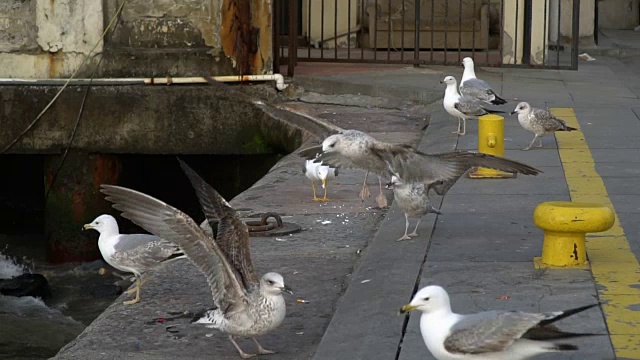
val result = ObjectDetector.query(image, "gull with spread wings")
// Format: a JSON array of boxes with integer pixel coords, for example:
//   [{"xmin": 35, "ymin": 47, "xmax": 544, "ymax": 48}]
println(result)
[
  {"xmin": 298, "ymin": 129, "xmax": 542, "ymax": 201},
  {"xmin": 100, "ymin": 159, "xmax": 292, "ymax": 359}
]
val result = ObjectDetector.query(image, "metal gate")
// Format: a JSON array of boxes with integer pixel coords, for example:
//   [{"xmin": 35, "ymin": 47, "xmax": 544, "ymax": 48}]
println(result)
[{"xmin": 273, "ymin": 0, "xmax": 581, "ymax": 75}]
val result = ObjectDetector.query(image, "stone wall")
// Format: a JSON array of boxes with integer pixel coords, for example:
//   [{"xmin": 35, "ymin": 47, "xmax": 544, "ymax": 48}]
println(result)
[{"xmin": 0, "ymin": 0, "xmax": 273, "ymax": 78}]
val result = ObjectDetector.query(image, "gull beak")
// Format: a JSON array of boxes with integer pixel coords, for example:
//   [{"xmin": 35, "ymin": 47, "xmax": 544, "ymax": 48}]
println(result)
[
  {"xmin": 399, "ymin": 304, "xmax": 417, "ymax": 314},
  {"xmin": 82, "ymin": 223, "xmax": 93, "ymax": 231},
  {"xmin": 281, "ymin": 285, "xmax": 294, "ymax": 295},
  {"xmin": 509, "ymin": 111, "xmax": 517, "ymax": 115}
]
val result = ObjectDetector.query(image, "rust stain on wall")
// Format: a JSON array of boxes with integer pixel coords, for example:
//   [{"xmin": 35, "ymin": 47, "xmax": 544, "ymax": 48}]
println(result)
[
  {"xmin": 221, "ymin": 0, "xmax": 272, "ymax": 75},
  {"xmin": 251, "ymin": 0, "xmax": 272, "ymax": 74},
  {"xmin": 48, "ymin": 53, "xmax": 56, "ymax": 78}
]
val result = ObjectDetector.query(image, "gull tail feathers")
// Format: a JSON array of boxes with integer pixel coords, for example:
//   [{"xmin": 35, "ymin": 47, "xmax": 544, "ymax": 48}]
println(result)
[
  {"xmin": 460, "ymin": 152, "xmax": 543, "ymax": 176},
  {"xmin": 539, "ymin": 304, "xmax": 599, "ymax": 326},
  {"xmin": 490, "ymin": 94, "xmax": 507, "ymax": 105},
  {"xmin": 485, "ymin": 108, "xmax": 506, "ymax": 115},
  {"xmin": 560, "ymin": 125, "xmax": 578, "ymax": 132}
]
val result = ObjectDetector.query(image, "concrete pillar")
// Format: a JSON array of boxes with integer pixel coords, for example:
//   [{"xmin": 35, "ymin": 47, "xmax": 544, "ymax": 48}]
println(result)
[
  {"xmin": 502, "ymin": 0, "xmax": 525, "ymax": 64},
  {"xmin": 44, "ymin": 152, "xmax": 121, "ymax": 263},
  {"xmin": 531, "ymin": 1, "xmax": 550, "ymax": 64}
]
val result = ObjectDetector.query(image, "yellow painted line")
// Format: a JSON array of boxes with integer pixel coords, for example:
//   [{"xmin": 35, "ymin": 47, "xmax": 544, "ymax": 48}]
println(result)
[{"xmin": 552, "ymin": 108, "xmax": 640, "ymax": 358}]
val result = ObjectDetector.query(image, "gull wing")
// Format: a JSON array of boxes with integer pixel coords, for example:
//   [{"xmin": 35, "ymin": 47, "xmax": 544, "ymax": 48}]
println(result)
[
  {"xmin": 100, "ymin": 185, "xmax": 248, "ymax": 314},
  {"xmin": 112, "ymin": 234, "xmax": 184, "ymax": 270},
  {"xmin": 177, "ymin": 158, "xmax": 259, "ymax": 288},
  {"xmin": 460, "ymin": 78, "xmax": 503, "ymax": 104},
  {"xmin": 444, "ymin": 311, "xmax": 546, "ymax": 354},
  {"xmin": 314, "ymin": 139, "xmax": 411, "ymax": 176},
  {"xmin": 454, "ymin": 97, "xmax": 490, "ymax": 117},
  {"xmin": 298, "ymin": 145, "xmax": 324, "ymax": 160},
  {"xmin": 531, "ymin": 108, "xmax": 575, "ymax": 132},
  {"xmin": 385, "ymin": 150, "xmax": 542, "ymax": 185}
]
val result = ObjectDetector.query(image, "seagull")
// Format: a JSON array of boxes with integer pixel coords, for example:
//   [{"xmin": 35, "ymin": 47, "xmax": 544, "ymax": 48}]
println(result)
[
  {"xmin": 385, "ymin": 176, "xmax": 441, "ymax": 241},
  {"xmin": 298, "ymin": 129, "xmax": 542, "ymax": 199},
  {"xmin": 99, "ymin": 159, "xmax": 293, "ymax": 359},
  {"xmin": 302, "ymin": 154, "xmax": 338, "ymax": 201},
  {"xmin": 400, "ymin": 285, "xmax": 598, "ymax": 360},
  {"xmin": 442, "ymin": 76, "xmax": 506, "ymax": 136},
  {"xmin": 83, "ymin": 214, "xmax": 184, "ymax": 305},
  {"xmin": 460, "ymin": 57, "xmax": 507, "ymax": 105},
  {"xmin": 511, "ymin": 102, "xmax": 578, "ymax": 151}
]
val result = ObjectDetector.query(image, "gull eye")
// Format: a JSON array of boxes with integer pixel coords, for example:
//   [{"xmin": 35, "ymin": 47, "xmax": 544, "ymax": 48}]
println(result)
[
  {"xmin": 423, "ymin": 297, "xmax": 430, "ymax": 301},
  {"xmin": 95, "ymin": 222, "xmax": 100, "ymax": 225},
  {"xmin": 267, "ymin": 280, "xmax": 274, "ymax": 285}
]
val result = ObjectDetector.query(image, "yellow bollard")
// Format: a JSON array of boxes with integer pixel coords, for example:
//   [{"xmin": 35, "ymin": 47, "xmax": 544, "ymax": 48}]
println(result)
[
  {"xmin": 468, "ymin": 114, "xmax": 515, "ymax": 179},
  {"xmin": 533, "ymin": 201, "xmax": 615, "ymax": 268}
]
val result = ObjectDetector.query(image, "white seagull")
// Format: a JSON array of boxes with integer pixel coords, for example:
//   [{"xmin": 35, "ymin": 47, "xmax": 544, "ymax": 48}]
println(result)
[
  {"xmin": 460, "ymin": 57, "xmax": 507, "ymax": 105},
  {"xmin": 100, "ymin": 158, "xmax": 293, "ymax": 358},
  {"xmin": 83, "ymin": 214, "xmax": 184, "ymax": 305},
  {"xmin": 303, "ymin": 154, "xmax": 338, "ymax": 201},
  {"xmin": 511, "ymin": 102, "xmax": 578, "ymax": 151},
  {"xmin": 442, "ymin": 76, "xmax": 506, "ymax": 136},
  {"xmin": 386, "ymin": 176, "xmax": 441, "ymax": 241},
  {"xmin": 400, "ymin": 285, "xmax": 598, "ymax": 360}
]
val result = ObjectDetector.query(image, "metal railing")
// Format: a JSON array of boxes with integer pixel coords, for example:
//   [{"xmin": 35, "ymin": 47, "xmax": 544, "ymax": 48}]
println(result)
[{"xmin": 273, "ymin": 0, "xmax": 580, "ymax": 75}]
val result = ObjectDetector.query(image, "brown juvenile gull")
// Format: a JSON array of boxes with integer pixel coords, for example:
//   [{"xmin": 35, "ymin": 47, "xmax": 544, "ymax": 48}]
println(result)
[
  {"xmin": 511, "ymin": 102, "xmax": 578, "ymax": 151},
  {"xmin": 99, "ymin": 160, "xmax": 292, "ymax": 359},
  {"xmin": 443, "ymin": 76, "xmax": 506, "ymax": 136},
  {"xmin": 400, "ymin": 285, "xmax": 598, "ymax": 360},
  {"xmin": 298, "ymin": 129, "xmax": 542, "ymax": 198},
  {"xmin": 302, "ymin": 153, "xmax": 338, "ymax": 201},
  {"xmin": 385, "ymin": 176, "xmax": 441, "ymax": 241},
  {"xmin": 460, "ymin": 57, "xmax": 507, "ymax": 105},
  {"xmin": 83, "ymin": 214, "xmax": 184, "ymax": 305}
]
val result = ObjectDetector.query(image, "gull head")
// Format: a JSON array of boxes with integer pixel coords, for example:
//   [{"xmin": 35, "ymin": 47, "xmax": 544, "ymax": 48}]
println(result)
[
  {"xmin": 462, "ymin": 57, "xmax": 474, "ymax": 67},
  {"xmin": 322, "ymin": 134, "xmax": 342, "ymax": 152},
  {"xmin": 385, "ymin": 175, "xmax": 403, "ymax": 189},
  {"xmin": 440, "ymin": 76, "xmax": 457, "ymax": 86},
  {"xmin": 83, "ymin": 214, "xmax": 118, "ymax": 234},
  {"xmin": 261, "ymin": 272, "xmax": 293, "ymax": 296},
  {"xmin": 510, "ymin": 102, "xmax": 531, "ymax": 115},
  {"xmin": 400, "ymin": 285, "xmax": 450, "ymax": 314}
]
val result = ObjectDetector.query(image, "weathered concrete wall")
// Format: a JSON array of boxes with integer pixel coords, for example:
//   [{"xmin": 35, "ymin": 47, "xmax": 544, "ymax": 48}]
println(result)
[
  {"xmin": 599, "ymin": 0, "xmax": 640, "ymax": 29},
  {"xmin": 0, "ymin": 0, "xmax": 273, "ymax": 78},
  {"xmin": 0, "ymin": 0, "xmax": 103, "ymax": 78},
  {"xmin": 0, "ymin": 85, "xmax": 301, "ymax": 155}
]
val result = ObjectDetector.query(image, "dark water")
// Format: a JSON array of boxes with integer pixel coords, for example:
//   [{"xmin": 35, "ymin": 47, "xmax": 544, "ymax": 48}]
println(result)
[{"xmin": 0, "ymin": 153, "xmax": 283, "ymax": 359}]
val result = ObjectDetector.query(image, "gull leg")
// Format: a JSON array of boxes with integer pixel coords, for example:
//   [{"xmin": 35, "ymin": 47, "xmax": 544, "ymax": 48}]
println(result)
[
  {"xmin": 253, "ymin": 338, "xmax": 276, "ymax": 355},
  {"xmin": 408, "ymin": 218, "xmax": 422, "ymax": 237},
  {"xmin": 229, "ymin": 335, "xmax": 257, "ymax": 359},
  {"xmin": 376, "ymin": 176, "xmax": 388, "ymax": 208},
  {"xmin": 459, "ymin": 118, "xmax": 466, "ymax": 136},
  {"xmin": 139, "ymin": 273, "xmax": 150, "ymax": 287},
  {"xmin": 359, "ymin": 171, "xmax": 371, "ymax": 200},
  {"xmin": 123, "ymin": 276, "xmax": 141, "ymax": 305},
  {"xmin": 397, "ymin": 214, "xmax": 412, "ymax": 241},
  {"xmin": 523, "ymin": 135, "xmax": 538, "ymax": 151},
  {"xmin": 536, "ymin": 136, "xmax": 544, "ymax": 148},
  {"xmin": 452, "ymin": 118, "xmax": 462, "ymax": 134},
  {"xmin": 312, "ymin": 181, "xmax": 321, "ymax": 201},
  {"xmin": 321, "ymin": 178, "xmax": 330, "ymax": 201}
]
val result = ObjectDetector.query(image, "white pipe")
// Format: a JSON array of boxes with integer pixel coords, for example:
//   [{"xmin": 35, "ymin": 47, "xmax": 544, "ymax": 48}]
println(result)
[{"xmin": 0, "ymin": 74, "xmax": 289, "ymax": 91}]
